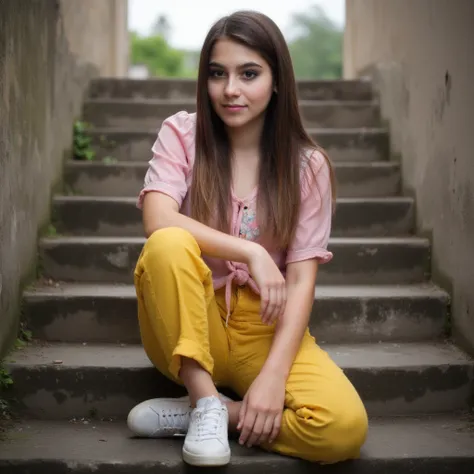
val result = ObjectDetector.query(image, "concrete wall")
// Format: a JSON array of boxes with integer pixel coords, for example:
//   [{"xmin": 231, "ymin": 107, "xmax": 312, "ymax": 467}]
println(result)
[
  {"xmin": 344, "ymin": 0, "xmax": 474, "ymax": 353},
  {"xmin": 0, "ymin": 0, "xmax": 128, "ymax": 357},
  {"xmin": 60, "ymin": 0, "xmax": 129, "ymax": 77}
]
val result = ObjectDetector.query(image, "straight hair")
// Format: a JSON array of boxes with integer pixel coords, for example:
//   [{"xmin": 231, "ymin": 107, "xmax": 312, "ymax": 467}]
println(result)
[{"xmin": 191, "ymin": 10, "xmax": 336, "ymax": 248}]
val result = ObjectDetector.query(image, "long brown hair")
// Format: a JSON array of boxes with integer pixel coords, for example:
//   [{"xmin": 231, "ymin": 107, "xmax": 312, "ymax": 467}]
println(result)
[{"xmin": 191, "ymin": 10, "xmax": 336, "ymax": 248}]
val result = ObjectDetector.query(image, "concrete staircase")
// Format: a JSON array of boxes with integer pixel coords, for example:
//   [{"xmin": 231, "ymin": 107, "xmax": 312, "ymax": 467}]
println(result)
[{"xmin": 1, "ymin": 78, "xmax": 473, "ymax": 472}]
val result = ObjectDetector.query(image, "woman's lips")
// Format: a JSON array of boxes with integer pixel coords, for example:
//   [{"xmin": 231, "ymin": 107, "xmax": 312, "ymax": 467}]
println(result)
[{"xmin": 223, "ymin": 105, "xmax": 247, "ymax": 112}]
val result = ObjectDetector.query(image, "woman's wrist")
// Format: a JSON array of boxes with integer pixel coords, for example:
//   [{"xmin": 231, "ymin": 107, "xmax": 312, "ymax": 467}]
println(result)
[
  {"xmin": 241, "ymin": 240, "xmax": 263, "ymax": 265},
  {"xmin": 260, "ymin": 360, "xmax": 289, "ymax": 380}
]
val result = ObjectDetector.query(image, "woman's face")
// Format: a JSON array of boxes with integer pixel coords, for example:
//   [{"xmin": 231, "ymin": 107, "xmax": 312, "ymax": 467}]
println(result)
[{"xmin": 207, "ymin": 38, "xmax": 274, "ymax": 130}]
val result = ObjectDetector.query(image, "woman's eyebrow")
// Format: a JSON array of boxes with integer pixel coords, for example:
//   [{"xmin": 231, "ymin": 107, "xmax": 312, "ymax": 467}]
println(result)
[{"xmin": 208, "ymin": 61, "xmax": 263, "ymax": 69}]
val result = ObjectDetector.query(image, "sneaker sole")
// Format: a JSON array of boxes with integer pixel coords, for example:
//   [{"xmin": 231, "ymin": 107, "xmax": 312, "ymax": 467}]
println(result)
[{"xmin": 182, "ymin": 447, "xmax": 231, "ymax": 467}]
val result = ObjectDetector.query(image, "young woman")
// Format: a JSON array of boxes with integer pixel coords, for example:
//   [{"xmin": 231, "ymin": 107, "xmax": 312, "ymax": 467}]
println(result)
[{"xmin": 128, "ymin": 10, "xmax": 368, "ymax": 467}]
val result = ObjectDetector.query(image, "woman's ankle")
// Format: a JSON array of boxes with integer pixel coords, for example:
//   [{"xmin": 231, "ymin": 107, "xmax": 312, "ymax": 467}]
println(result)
[
  {"xmin": 224, "ymin": 401, "xmax": 242, "ymax": 431},
  {"xmin": 179, "ymin": 357, "xmax": 219, "ymax": 406}
]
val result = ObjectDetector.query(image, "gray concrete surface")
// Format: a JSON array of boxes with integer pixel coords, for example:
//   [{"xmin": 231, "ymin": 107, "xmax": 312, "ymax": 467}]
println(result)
[
  {"xmin": 37, "ymin": 236, "xmax": 431, "ymax": 285},
  {"xmin": 344, "ymin": 0, "xmax": 474, "ymax": 355},
  {"xmin": 82, "ymin": 99, "xmax": 381, "ymax": 130},
  {"xmin": 1, "ymin": 417, "xmax": 474, "ymax": 473},
  {"xmin": 51, "ymin": 196, "xmax": 414, "ymax": 237},
  {"xmin": 89, "ymin": 127, "xmax": 390, "ymax": 162},
  {"xmin": 22, "ymin": 283, "xmax": 448, "ymax": 344},
  {"xmin": 0, "ymin": 0, "xmax": 128, "ymax": 358},
  {"xmin": 2, "ymin": 68, "xmax": 472, "ymax": 470},
  {"xmin": 88, "ymin": 78, "xmax": 374, "ymax": 101},
  {"xmin": 3, "ymin": 341, "xmax": 473, "ymax": 418},
  {"xmin": 63, "ymin": 161, "xmax": 401, "ymax": 198}
]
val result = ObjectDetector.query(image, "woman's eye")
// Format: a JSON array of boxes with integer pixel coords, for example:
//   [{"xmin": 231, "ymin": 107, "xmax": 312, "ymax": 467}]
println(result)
[
  {"xmin": 243, "ymin": 70, "xmax": 258, "ymax": 80},
  {"xmin": 209, "ymin": 70, "xmax": 225, "ymax": 78}
]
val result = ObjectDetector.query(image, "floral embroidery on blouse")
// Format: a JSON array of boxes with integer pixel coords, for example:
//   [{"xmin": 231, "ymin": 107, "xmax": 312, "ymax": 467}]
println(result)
[
  {"xmin": 237, "ymin": 149, "xmax": 316, "ymax": 242},
  {"xmin": 239, "ymin": 207, "xmax": 261, "ymax": 241}
]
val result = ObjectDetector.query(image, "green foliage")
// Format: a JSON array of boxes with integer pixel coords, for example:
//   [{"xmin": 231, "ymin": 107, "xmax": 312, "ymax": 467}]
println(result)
[
  {"xmin": 288, "ymin": 6, "xmax": 343, "ymax": 79},
  {"xmin": 19, "ymin": 322, "xmax": 32, "ymax": 344},
  {"xmin": 0, "ymin": 365, "xmax": 13, "ymax": 420},
  {"xmin": 73, "ymin": 121, "xmax": 96, "ymax": 161},
  {"xmin": 130, "ymin": 9, "xmax": 341, "ymax": 80},
  {"xmin": 0, "ymin": 367, "xmax": 13, "ymax": 391},
  {"xmin": 46, "ymin": 224, "xmax": 57, "ymax": 237},
  {"xmin": 0, "ymin": 324, "xmax": 32, "ymax": 420},
  {"xmin": 130, "ymin": 31, "xmax": 188, "ymax": 77},
  {"xmin": 14, "ymin": 323, "xmax": 32, "ymax": 350},
  {"xmin": 14, "ymin": 339, "xmax": 26, "ymax": 350}
]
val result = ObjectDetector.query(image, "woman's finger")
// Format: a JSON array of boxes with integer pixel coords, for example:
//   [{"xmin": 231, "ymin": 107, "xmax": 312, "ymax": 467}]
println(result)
[
  {"xmin": 276, "ymin": 284, "xmax": 287, "ymax": 321},
  {"xmin": 237, "ymin": 398, "xmax": 247, "ymax": 431},
  {"xmin": 260, "ymin": 286, "xmax": 270, "ymax": 322},
  {"xmin": 256, "ymin": 414, "xmax": 275, "ymax": 445},
  {"xmin": 263, "ymin": 286, "xmax": 277, "ymax": 325},
  {"xmin": 247, "ymin": 412, "xmax": 267, "ymax": 448},
  {"xmin": 239, "ymin": 406, "xmax": 257, "ymax": 446},
  {"xmin": 269, "ymin": 411, "xmax": 282, "ymax": 444},
  {"xmin": 267, "ymin": 285, "xmax": 282, "ymax": 324},
  {"xmin": 262, "ymin": 286, "xmax": 276, "ymax": 323}
]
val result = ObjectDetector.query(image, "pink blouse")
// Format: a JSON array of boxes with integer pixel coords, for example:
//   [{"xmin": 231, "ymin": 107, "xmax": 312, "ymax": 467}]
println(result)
[{"xmin": 137, "ymin": 111, "xmax": 333, "ymax": 321}]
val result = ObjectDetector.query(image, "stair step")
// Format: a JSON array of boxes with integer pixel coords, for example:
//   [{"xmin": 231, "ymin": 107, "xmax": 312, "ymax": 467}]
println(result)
[
  {"xmin": 3, "ymin": 342, "xmax": 473, "ymax": 418},
  {"xmin": 23, "ymin": 283, "xmax": 449, "ymax": 344},
  {"xmin": 52, "ymin": 196, "xmax": 414, "ymax": 238},
  {"xmin": 88, "ymin": 127, "xmax": 390, "ymax": 162},
  {"xmin": 38, "ymin": 236, "xmax": 431, "ymax": 285},
  {"xmin": 64, "ymin": 160, "xmax": 401, "ymax": 199},
  {"xmin": 82, "ymin": 99, "xmax": 380, "ymax": 129},
  {"xmin": 2, "ymin": 416, "xmax": 474, "ymax": 473},
  {"xmin": 88, "ymin": 78, "xmax": 375, "ymax": 101}
]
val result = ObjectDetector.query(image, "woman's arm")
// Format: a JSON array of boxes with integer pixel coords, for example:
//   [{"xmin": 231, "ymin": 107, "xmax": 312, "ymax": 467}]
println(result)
[
  {"xmin": 143, "ymin": 192, "xmax": 287, "ymax": 322},
  {"xmin": 236, "ymin": 258, "xmax": 318, "ymax": 447},
  {"xmin": 143, "ymin": 191, "xmax": 257, "ymax": 264},
  {"xmin": 261, "ymin": 258, "xmax": 318, "ymax": 379}
]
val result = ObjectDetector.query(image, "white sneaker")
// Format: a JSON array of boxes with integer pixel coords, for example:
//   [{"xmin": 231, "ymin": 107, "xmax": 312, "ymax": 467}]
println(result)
[
  {"xmin": 127, "ymin": 396, "xmax": 191, "ymax": 438},
  {"xmin": 127, "ymin": 394, "xmax": 233, "ymax": 438},
  {"xmin": 182, "ymin": 396, "xmax": 231, "ymax": 466}
]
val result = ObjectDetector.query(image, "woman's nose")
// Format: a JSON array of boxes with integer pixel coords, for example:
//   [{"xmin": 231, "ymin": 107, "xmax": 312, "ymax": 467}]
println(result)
[{"xmin": 224, "ymin": 77, "xmax": 240, "ymax": 97}]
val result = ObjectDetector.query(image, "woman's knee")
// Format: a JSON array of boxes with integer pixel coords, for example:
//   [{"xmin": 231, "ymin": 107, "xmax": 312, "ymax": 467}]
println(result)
[
  {"xmin": 320, "ymin": 406, "xmax": 368, "ymax": 463},
  {"xmin": 143, "ymin": 227, "xmax": 199, "ymax": 263},
  {"xmin": 286, "ymin": 404, "xmax": 368, "ymax": 463}
]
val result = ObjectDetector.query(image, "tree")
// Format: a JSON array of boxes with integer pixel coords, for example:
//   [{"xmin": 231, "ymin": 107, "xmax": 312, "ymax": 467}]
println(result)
[
  {"xmin": 288, "ymin": 6, "xmax": 343, "ymax": 79},
  {"xmin": 130, "ymin": 31, "xmax": 185, "ymax": 77}
]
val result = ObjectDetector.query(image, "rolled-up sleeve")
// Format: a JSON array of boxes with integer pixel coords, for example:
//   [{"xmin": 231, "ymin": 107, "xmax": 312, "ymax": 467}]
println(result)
[
  {"xmin": 286, "ymin": 150, "xmax": 333, "ymax": 264},
  {"xmin": 137, "ymin": 111, "xmax": 194, "ymax": 209}
]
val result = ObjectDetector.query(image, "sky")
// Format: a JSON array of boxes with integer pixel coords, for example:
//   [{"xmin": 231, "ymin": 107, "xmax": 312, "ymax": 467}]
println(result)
[{"xmin": 128, "ymin": 0, "xmax": 345, "ymax": 50}]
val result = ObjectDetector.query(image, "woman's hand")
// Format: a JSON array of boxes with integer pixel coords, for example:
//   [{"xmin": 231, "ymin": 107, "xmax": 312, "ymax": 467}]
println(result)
[
  {"xmin": 246, "ymin": 245, "xmax": 287, "ymax": 325},
  {"xmin": 237, "ymin": 369, "xmax": 286, "ymax": 448}
]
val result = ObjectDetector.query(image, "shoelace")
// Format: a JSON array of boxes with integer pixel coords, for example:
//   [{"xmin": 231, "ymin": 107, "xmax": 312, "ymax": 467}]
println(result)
[
  {"xmin": 152, "ymin": 407, "xmax": 190, "ymax": 431},
  {"xmin": 194, "ymin": 406, "xmax": 223, "ymax": 441}
]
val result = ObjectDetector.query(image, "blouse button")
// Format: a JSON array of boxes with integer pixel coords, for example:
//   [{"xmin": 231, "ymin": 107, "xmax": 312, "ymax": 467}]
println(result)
[{"xmin": 244, "ymin": 206, "xmax": 248, "ymax": 210}]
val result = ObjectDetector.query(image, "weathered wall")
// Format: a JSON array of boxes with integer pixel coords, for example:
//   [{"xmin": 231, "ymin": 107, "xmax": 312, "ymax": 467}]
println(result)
[
  {"xmin": 60, "ymin": 0, "xmax": 129, "ymax": 77},
  {"xmin": 344, "ymin": 0, "xmax": 474, "ymax": 353},
  {"xmin": 0, "ymin": 0, "xmax": 128, "ymax": 357}
]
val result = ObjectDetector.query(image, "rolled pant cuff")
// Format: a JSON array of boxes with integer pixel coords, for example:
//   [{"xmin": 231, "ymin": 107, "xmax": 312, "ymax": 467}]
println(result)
[{"xmin": 170, "ymin": 338, "xmax": 215, "ymax": 380}]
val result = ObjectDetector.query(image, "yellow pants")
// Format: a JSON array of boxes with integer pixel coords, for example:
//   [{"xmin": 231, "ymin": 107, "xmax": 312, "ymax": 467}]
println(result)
[{"xmin": 134, "ymin": 227, "xmax": 368, "ymax": 463}]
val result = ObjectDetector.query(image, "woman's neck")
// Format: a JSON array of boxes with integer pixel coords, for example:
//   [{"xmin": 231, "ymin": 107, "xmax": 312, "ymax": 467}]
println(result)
[{"xmin": 226, "ymin": 115, "xmax": 264, "ymax": 153}]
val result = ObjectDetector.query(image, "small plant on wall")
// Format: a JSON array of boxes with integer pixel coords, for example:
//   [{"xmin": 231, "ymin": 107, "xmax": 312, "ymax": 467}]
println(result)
[{"xmin": 73, "ymin": 121, "xmax": 96, "ymax": 161}]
